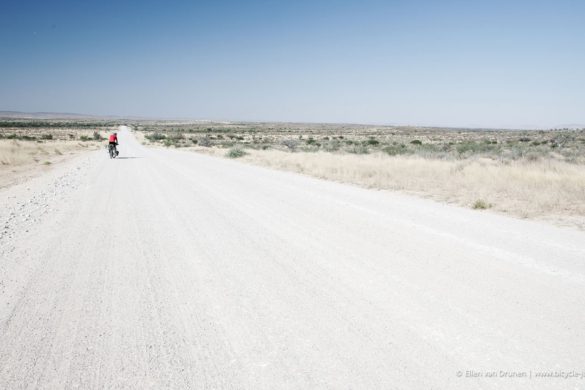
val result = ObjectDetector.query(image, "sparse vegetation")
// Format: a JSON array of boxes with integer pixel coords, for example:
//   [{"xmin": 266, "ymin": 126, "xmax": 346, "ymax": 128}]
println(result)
[
  {"xmin": 146, "ymin": 132, "xmax": 166, "ymax": 142},
  {"xmin": 134, "ymin": 121, "xmax": 585, "ymax": 164},
  {"xmin": 0, "ymin": 118, "xmax": 114, "ymax": 186},
  {"xmin": 472, "ymin": 200, "xmax": 490, "ymax": 210},
  {"xmin": 0, "ymin": 120, "xmax": 118, "ymax": 128},
  {"xmin": 383, "ymin": 144, "xmax": 409, "ymax": 156},
  {"xmin": 282, "ymin": 139, "xmax": 298, "ymax": 151},
  {"xmin": 226, "ymin": 147, "xmax": 247, "ymax": 158},
  {"xmin": 347, "ymin": 145, "xmax": 369, "ymax": 154},
  {"xmin": 199, "ymin": 137, "xmax": 212, "ymax": 147}
]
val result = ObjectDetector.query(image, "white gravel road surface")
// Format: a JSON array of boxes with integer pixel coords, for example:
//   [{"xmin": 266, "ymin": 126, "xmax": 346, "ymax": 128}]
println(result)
[{"xmin": 1, "ymin": 127, "xmax": 584, "ymax": 389}]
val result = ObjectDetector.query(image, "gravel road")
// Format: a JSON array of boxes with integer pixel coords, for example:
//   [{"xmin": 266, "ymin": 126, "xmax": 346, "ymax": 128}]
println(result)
[{"xmin": 1, "ymin": 127, "xmax": 584, "ymax": 389}]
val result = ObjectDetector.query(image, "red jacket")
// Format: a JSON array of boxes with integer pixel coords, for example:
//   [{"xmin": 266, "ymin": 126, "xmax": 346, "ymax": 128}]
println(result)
[{"xmin": 108, "ymin": 134, "xmax": 118, "ymax": 143}]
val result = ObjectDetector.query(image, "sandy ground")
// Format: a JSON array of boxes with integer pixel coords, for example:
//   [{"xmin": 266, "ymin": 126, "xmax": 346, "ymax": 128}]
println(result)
[
  {"xmin": 0, "ymin": 139, "xmax": 102, "ymax": 189},
  {"xmin": 1, "ymin": 127, "xmax": 584, "ymax": 389}
]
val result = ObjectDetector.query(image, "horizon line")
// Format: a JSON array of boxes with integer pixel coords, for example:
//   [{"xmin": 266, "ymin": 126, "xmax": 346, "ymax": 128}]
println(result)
[{"xmin": 1, "ymin": 110, "xmax": 583, "ymax": 132}]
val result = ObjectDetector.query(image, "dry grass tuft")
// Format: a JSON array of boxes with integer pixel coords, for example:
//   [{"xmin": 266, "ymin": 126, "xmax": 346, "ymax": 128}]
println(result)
[{"xmin": 472, "ymin": 199, "xmax": 490, "ymax": 210}]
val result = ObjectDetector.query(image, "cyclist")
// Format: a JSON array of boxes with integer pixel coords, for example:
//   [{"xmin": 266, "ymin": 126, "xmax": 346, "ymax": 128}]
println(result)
[{"xmin": 108, "ymin": 132, "xmax": 119, "ymax": 157}]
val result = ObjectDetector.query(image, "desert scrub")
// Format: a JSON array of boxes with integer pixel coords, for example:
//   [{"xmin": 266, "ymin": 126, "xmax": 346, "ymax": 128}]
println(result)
[
  {"xmin": 282, "ymin": 139, "xmax": 299, "ymax": 151},
  {"xmin": 163, "ymin": 138, "xmax": 178, "ymax": 147},
  {"xmin": 323, "ymin": 139, "xmax": 341, "ymax": 152},
  {"xmin": 347, "ymin": 145, "xmax": 369, "ymax": 154},
  {"xmin": 0, "ymin": 133, "xmax": 36, "ymax": 141},
  {"xmin": 199, "ymin": 137, "xmax": 212, "ymax": 147},
  {"xmin": 133, "ymin": 121, "xmax": 585, "ymax": 163},
  {"xmin": 226, "ymin": 147, "xmax": 247, "ymax": 158},
  {"xmin": 472, "ymin": 199, "xmax": 491, "ymax": 210},
  {"xmin": 383, "ymin": 144, "xmax": 409, "ymax": 156},
  {"xmin": 146, "ymin": 132, "xmax": 166, "ymax": 142}
]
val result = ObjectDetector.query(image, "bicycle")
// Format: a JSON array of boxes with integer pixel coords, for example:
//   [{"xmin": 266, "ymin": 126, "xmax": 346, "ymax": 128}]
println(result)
[{"xmin": 108, "ymin": 143, "xmax": 119, "ymax": 159}]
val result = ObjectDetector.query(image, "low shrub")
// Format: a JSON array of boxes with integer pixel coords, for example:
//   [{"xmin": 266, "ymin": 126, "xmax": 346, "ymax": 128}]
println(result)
[
  {"xmin": 383, "ymin": 144, "xmax": 409, "ymax": 156},
  {"xmin": 347, "ymin": 145, "xmax": 369, "ymax": 154},
  {"xmin": 472, "ymin": 199, "xmax": 490, "ymax": 210},
  {"xmin": 146, "ymin": 132, "xmax": 166, "ymax": 142},
  {"xmin": 282, "ymin": 139, "xmax": 299, "ymax": 151},
  {"xmin": 226, "ymin": 147, "xmax": 247, "ymax": 158},
  {"xmin": 199, "ymin": 137, "xmax": 212, "ymax": 147}
]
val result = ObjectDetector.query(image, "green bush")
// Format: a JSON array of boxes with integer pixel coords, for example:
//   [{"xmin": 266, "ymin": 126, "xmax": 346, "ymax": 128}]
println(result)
[
  {"xmin": 146, "ymin": 132, "xmax": 166, "ymax": 142},
  {"xmin": 163, "ymin": 138, "xmax": 177, "ymax": 147},
  {"xmin": 226, "ymin": 147, "xmax": 247, "ymax": 158}
]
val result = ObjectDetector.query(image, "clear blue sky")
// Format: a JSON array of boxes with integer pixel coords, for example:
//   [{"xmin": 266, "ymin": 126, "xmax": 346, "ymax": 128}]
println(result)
[{"xmin": 1, "ymin": 0, "xmax": 584, "ymax": 128}]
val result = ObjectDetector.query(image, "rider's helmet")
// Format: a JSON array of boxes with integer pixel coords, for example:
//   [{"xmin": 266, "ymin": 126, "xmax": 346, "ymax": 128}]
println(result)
[{"xmin": 114, "ymin": 132, "xmax": 117, "ymax": 135}]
